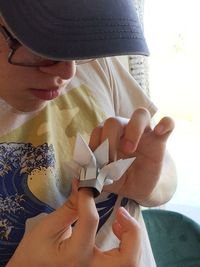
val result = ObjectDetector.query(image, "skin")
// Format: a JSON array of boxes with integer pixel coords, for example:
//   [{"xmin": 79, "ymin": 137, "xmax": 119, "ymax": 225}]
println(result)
[
  {"xmin": 0, "ymin": 18, "xmax": 177, "ymax": 266},
  {"xmin": 0, "ymin": 20, "xmax": 76, "ymax": 112},
  {"xmin": 7, "ymin": 181, "xmax": 141, "ymax": 267},
  {"xmin": 90, "ymin": 109, "xmax": 177, "ymax": 206}
]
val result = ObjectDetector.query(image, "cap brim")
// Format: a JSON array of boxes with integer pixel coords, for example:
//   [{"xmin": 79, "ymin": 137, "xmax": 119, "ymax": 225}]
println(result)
[{"xmin": 0, "ymin": 0, "xmax": 149, "ymax": 60}]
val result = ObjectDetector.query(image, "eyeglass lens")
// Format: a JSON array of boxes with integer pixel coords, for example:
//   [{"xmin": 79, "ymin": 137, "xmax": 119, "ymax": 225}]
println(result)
[{"xmin": 10, "ymin": 45, "xmax": 94, "ymax": 67}]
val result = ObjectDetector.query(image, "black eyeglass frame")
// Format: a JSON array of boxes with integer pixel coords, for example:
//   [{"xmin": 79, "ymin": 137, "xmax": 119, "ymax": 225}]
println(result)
[
  {"xmin": 0, "ymin": 25, "xmax": 25, "ymax": 65},
  {"xmin": 0, "ymin": 25, "xmax": 94, "ymax": 67}
]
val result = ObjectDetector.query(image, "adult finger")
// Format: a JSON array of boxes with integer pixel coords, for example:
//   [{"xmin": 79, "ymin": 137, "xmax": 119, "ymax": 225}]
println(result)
[
  {"xmin": 90, "ymin": 117, "xmax": 127, "ymax": 161},
  {"xmin": 37, "ymin": 178, "xmax": 78, "ymax": 236},
  {"xmin": 154, "ymin": 116, "xmax": 175, "ymax": 141},
  {"xmin": 71, "ymin": 188, "xmax": 99, "ymax": 251},
  {"xmin": 89, "ymin": 125, "xmax": 102, "ymax": 151},
  {"xmin": 100, "ymin": 117, "xmax": 127, "ymax": 161},
  {"xmin": 120, "ymin": 108, "xmax": 151, "ymax": 155}
]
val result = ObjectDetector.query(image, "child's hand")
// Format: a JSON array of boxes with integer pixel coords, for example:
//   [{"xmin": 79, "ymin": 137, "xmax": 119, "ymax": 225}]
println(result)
[
  {"xmin": 6, "ymin": 180, "xmax": 141, "ymax": 267},
  {"xmin": 89, "ymin": 107, "xmax": 176, "ymax": 206}
]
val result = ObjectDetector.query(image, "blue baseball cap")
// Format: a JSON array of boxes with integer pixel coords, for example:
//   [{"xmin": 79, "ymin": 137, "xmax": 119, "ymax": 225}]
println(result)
[{"xmin": 0, "ymin": 0, "xmax": 149, "ymax": 60}]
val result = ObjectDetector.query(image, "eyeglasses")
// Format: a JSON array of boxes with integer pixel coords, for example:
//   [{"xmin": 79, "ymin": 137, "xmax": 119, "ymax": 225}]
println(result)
[{"xmin": 0, "ymin": 25, "xmax": 94, "ymax": 67}]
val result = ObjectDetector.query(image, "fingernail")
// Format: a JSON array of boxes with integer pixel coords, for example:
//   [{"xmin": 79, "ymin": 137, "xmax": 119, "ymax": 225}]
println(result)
[
  {"xmin": 155, "ymin": 124, "xmax": 164, "ymax": 135},
  {"xmin": 120, "ymin": 207, "xmax": 132, "ymax": 219}
]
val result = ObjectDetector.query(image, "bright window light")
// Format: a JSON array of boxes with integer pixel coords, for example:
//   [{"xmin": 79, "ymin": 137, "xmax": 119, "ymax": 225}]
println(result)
[{"xmin": 144, "ymin": 0, "xmax": 200, "ymax": 223}]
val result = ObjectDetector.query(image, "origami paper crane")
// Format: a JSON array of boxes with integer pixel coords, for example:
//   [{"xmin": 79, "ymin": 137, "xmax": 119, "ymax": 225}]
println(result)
[{"xmin": 71, "ymin": 134, "xmax": 136, "ymax": 197}]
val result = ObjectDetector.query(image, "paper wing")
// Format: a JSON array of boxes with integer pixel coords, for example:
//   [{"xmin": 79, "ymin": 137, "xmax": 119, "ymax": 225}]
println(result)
[
  {"xmin": 93, "ymin": 139, "xmax": 109, "ymax": 168},
  {"xmin": 98, "ymin": 157, "xmax": 136, "ymax": 185},
  {"xmin": 73, "ymin": 133, "xmax": 94, "ymax": 166}
]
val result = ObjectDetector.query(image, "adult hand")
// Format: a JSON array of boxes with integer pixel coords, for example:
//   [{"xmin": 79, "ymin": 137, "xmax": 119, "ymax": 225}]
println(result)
[
  {"xmin": 89, "ymin": 107, "xmax": 176, "ymax": 205},
  {"xmin": 7, "ymin": 180, "xmax": 141, "ymax": 267}
]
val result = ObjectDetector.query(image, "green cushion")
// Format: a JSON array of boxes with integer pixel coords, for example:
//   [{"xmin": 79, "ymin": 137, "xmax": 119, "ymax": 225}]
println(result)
[{"xmin": 142, "ymin": 209, "xmax": 200, "ymax": 267}]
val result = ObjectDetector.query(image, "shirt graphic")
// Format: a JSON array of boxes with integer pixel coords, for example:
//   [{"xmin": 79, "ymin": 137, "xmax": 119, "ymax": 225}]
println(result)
[{"xmin": 0, "ymin": 142, "xmax": 125, "ymax": 266}]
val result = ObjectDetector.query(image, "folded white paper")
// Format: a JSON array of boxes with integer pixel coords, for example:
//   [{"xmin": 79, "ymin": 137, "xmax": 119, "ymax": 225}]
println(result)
[{"xmin": 71, "ymin": 133, "xmax": 136, "ymax": 197}]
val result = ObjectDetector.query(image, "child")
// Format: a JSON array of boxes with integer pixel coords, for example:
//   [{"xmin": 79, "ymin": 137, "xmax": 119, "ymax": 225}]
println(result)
[{"xmin": 0, "ymin": 0, "xmax": 177, "ymax": 266}]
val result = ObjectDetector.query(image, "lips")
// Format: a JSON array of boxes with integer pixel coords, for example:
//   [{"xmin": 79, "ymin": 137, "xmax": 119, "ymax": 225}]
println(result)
[{"xmin": 30, "ymin": 88, "xmax": 61, "ymax": 100}]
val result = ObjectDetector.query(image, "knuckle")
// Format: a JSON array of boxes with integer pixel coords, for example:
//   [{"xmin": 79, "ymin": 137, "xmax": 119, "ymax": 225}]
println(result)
[
  {"xmin": 103, "ymin": 117, "xmax": 122, "ymax": 128},
  {"xmin": 88, "ymin": 208, "xmax": 99, "ymax": 226},
  {"xmin": 134, "ymin": 107, "xmax": 150, "ymax": 118}
]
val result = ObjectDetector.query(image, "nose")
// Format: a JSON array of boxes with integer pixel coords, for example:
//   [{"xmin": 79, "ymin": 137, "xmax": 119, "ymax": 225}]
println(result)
[{"xmin": 38, "ymin": 61, "xmax": 76, "ymax": 80}]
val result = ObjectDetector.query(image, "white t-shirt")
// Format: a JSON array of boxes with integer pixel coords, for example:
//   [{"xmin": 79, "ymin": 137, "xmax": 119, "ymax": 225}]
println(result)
[{"xmin": 0, "ymin": 57, "xmax": 157, "ymax": 266}]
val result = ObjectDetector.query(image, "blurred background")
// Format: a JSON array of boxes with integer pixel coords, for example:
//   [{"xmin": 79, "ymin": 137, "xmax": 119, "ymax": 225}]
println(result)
[
  {"xmin": 144, "ymin": 0, "xmax": 200, "ymax": 223},
  {"xmin": 119, "ymin": 0, "xmax": 200, "ymax": 223}
]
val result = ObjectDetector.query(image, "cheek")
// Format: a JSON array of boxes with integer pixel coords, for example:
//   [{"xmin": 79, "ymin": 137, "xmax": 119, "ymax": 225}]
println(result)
[
  {"xmin": 0, "ymin": 62, "xmax": 29, "ymax": 97},
  {"xmin": 38, "ymin": 61, "xmax": 76, "ymax": 80},
  {"xmin": 0, "ymin": 51, "xmax": 7, "ymax": 70},
  {"xmin": 65, "ymin": 61, "xmax": 76, "ymax": 80},
  {"xmin": 0, "ymin": 39, "xmax": 10, "ymax": 61},
  {"xmin": 0, "ymin": 59, "xmax": 12, "ymax": 89}
]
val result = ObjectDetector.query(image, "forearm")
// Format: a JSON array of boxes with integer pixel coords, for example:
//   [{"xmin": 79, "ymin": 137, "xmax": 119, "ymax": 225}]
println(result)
[{"xmin": 137, "ymin": 151, "xmax": 177, "ymax": 207}]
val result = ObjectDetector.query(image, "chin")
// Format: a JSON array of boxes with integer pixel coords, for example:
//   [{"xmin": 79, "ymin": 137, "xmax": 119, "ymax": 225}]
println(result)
[{"xmin": 12, "ymin": 101, "xmax": 47, "ymax": 113}]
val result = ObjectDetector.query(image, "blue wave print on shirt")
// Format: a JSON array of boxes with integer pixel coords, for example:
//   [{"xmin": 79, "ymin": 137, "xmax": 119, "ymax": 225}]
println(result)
[
  {"xmin": 0, "ymin": 142, "xmax": 55, "ymax": 266},
  {"xmin": 0, "ymin": 142, "xmax": 127, "ymax": 266},
  {"xmin": 96, "ymin": 193, "xmax": 117, "ymax": 231}
]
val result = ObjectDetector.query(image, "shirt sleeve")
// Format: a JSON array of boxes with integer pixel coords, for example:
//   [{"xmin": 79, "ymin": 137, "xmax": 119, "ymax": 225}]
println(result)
[{"xmin": 99, "ymin": 57, "xmax": 157, "ymax": 118}]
